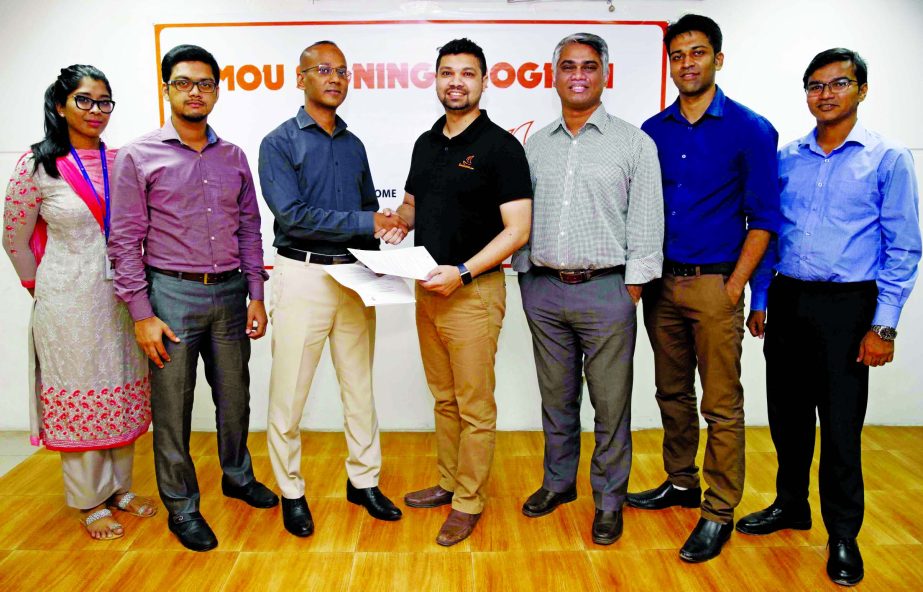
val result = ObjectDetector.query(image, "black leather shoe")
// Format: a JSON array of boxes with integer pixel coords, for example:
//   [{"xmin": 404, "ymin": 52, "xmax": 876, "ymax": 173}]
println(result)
[
  {"xmin": 522, "ymin": 485, "xmax": 577, "ymax": 518},
  {"xmin": 827, "ymin": 538, "xmax": 863, "ymax": 586},
  {"xmin": 735, "ymin": 502, "xmax": 811, "ymax": 535},
  {"xmin": 221, "ymin": 476, "xmax": 280, "ymax": 509},
  {"xmin": 281, "ymin": 496, "xmax": 314, "ymax": 537},
  {"xmin": 346, "ymin": 480, "xmax": 402, "ymax": 521},
  {"xmin": 627, "ymin": 480, "xmax": 701, "ymax": 510},
  {"xmin": 168, "ymin": 512, "xmax": 218, "ymax": 552},
  {"xmin": 592, "ymin": 510, "xmax": 623, "ymax": 545},
  {"xmin": 680, "ymin": 517, "xmax": 733, "ymax": 562}
]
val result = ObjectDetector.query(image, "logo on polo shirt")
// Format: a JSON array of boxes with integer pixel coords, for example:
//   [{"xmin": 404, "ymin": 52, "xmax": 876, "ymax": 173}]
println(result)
[{"xmin": 459, "ymin": 155, "xmax": 475, "ymax": 170}]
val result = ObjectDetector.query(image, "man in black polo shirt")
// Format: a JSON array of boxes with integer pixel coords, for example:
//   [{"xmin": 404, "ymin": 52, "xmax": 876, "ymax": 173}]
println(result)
[{"xmin": 383, "ymin": 38, "xmax": 532, "ymax": 546}]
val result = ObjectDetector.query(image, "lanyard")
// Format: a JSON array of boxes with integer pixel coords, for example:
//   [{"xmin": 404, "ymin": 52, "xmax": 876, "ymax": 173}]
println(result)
[{"xmin": 69, "ymin": 146, "xmax": 110, "ymax": 241}]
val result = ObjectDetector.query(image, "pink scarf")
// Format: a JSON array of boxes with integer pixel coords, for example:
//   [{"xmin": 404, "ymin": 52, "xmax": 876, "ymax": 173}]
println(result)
[{"xmin": 28, "ymin": 148, "xmax": 117, "ymax": 265}]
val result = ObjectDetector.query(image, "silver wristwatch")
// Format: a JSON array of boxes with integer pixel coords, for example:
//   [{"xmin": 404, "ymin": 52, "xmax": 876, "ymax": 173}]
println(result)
[{"xmin": 870, "ymin": 325, "xmax": 897, "ymax": 341}]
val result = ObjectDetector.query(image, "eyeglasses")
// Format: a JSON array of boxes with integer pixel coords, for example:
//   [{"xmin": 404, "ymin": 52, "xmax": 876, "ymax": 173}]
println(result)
[
  {"xmin": 805, "ymin": 78, "xmax": 858, "ymax": 96},
  {"xmin": 73, "ymin": 95, "xmax": 116, "ymax": 114},
  {"xmin": 167, "ymin": 79, "xmax": 218, "ymax": 93},
  {"xmin": 301, "ymin": 65, "xmax": 352, "ymax": 80}
]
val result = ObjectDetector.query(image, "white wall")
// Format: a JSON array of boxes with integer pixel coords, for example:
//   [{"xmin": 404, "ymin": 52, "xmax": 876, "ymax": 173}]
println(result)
[{"xmin": 1, "ymin": 0, "xmax": 921, "ymax": 432}]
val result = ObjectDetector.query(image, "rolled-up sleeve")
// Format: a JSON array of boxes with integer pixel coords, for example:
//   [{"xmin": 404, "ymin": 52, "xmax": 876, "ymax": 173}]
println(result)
[
  {"xmin": 743, "ymin": 120, "xmax": 782, "ymax": 234},
  {"xmin": 109, "ymin": 147, "xmax": 154, "ymax": 321},
  {"xmin": 625, "ymin": 133, "xmax": 665, "ymax": 285}
]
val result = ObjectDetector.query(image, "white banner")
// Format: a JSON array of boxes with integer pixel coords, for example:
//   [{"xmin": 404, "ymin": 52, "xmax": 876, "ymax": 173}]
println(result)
[{"xmin": 156, "ymin": 20, "xmax": 668, "ymax": 260}]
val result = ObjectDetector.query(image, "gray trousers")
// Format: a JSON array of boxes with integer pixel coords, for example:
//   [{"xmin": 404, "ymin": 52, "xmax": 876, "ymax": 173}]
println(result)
[
  {"xmin": 519, "ymin": 269, "xmax": 636, "ymax": 511},
  {"xmin": 148, "ymin": 271, "xmax": 256, "ymax": 517}
]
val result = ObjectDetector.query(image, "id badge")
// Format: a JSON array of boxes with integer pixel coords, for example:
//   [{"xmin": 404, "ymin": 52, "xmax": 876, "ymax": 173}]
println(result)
[{"xmin": 104, "ymin": 251, "xmax": 115, "ymax": 281}]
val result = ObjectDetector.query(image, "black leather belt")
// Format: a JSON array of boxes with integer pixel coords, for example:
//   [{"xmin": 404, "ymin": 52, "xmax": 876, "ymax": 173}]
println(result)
[
  {"xmin": 149, "ymin": 267, "xmax": 240, "ymax": 285},
  {"xmin": 278, "ymin": 247, "xmax": 356, "ymax": 265},
  {"xmin": 664, "ymin": 260, "xmax": 735, "ymax": 277},
  {"xmin": 535, "ymin": 266, "xmax": 624, "ymax": 284}
]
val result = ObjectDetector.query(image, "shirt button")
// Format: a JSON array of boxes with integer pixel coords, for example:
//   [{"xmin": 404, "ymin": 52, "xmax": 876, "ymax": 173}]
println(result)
[
  {"xmin": 563, "ymin": 201, "xmax": 569, "ymax": 206},
  {"xmin": 210, "ymin": 236, "xmax": 215, "ymax": 240},
  {"xmin": 572, "ymin": 140, "xmax": 577, "ymax": 145},
  {"xmin": 802, "ymin": 255, "xmax": 808, "ymax": 260},
  {"xmin": 671, "ymin": 211, "xmax": 676, "ymax": 216},
  {"xmin": 207, "ymin": 208, "xmax": 212, "ymax": 213},
  {"xmin": 681, "ymin": 154, "xmax": 686, "ymax": 159},
  {"xmin": 203, "ymin": 180, "xmax": 208, "ymax": 184},
  {"xmin": 806, "ymin": 231, "xmax": 812, "ymax": 236},
  {"xmin": 678, "ymin": 183, "xmax": 683, "ymax": 188},
  {"xmin": 817, "ymin": 182, "xmax": 823, "ymax": 187},
  {"xmin": 824, "ymin": 159, "xmax": 830, "ymax": 163},
  {"xmin": 560, "ymin": 231, "xmax": 565, "ymax": 236}
]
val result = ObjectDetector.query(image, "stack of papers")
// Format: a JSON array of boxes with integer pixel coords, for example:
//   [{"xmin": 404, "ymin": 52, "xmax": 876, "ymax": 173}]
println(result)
[{"xmin": 322, "ymin": 247, "xmax": 439, "ymax": 307}]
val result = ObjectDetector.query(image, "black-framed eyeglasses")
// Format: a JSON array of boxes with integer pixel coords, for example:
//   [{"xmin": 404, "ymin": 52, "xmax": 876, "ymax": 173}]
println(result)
[
  {"xmin": 73, "ymin": 95, "xmax": 116, "ymax": 114},
  {"xmin": 167, "ymin": 79, "xmax": 218, "ymax": 93},
  {"xmin": 301, "ymin": 65, "xmax": 352, "ymax": 80},
  {"xmin": 805, "ymin": 78, "xmax": 858, "ymax": 96}
]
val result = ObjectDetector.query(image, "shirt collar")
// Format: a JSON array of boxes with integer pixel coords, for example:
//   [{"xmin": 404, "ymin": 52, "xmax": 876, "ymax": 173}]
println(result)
[
  {"xmin": 430, "ymin": 110, "xmax": 490, "ymax": 144},
  {"xmin": 799, "ymin": 121, "xmax": 871, "ymax": 156},
  {"xmin": 550, "ymin": 103, "xmax": 609, "ymax": 137},
  {"xmin": 296, "ymin": 106, "xmax": 348, "ymax": 136},
  {"xmin": 660, "ymin": 85, "xmax": 727, "ymax": 123},
  {"xmin": 160, "ymin": 116, "xmax": 218, "ymax": 146}
]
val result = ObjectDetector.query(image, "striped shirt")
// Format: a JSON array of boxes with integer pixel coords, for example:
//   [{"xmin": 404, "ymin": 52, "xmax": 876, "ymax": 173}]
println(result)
[{"xmin": 512, "ymin": 104, "xmax": 664, "ymax": 285}]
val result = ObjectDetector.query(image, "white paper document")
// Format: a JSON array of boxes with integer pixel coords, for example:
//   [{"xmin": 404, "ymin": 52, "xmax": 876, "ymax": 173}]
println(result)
[
  {"xmin": 323, "ymin": 264, "xmax": 415, "ymax": 306},
  {"xmin": 348, "ymin": 246, "xmax": 438, "ymax": 280}
]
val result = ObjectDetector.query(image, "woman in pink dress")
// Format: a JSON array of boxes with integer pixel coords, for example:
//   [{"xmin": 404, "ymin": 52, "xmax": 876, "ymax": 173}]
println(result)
[{"xmin": 3, "ymin": 65, "xmax": 155, "ymax": 540}]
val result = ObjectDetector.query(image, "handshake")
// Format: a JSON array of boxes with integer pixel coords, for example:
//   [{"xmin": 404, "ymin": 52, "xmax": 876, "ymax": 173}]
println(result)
[{"xmin": 373, "ymin": 208, "xmax": 410, "ymax": 245}]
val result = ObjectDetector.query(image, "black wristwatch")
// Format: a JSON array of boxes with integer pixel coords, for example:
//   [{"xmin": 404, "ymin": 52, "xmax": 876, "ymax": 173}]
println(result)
[
  {"xmin": 457, "ymin": 264, "xmax": 473, "ymax": 285},
  {"xmin": 870, "ymin": 325, "xmax": 897, "ymax": 341}
]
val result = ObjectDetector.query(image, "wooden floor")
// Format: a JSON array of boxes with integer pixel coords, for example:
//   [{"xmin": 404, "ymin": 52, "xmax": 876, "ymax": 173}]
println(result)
[{"xmin": 0, "ymin": 427, "xmax": 921, "ymax": 591}]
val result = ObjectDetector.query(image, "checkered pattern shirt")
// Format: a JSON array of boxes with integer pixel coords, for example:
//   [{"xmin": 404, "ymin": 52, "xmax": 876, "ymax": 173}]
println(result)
[{"xmin": 512, "ymin": 104, "xmax": 664, "ymax": 285}]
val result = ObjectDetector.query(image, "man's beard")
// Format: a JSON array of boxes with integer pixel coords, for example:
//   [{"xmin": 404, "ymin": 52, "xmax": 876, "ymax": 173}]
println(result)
[{"xmin": 178, "ymin": 111, "xmax": 207, "ymax": 123}]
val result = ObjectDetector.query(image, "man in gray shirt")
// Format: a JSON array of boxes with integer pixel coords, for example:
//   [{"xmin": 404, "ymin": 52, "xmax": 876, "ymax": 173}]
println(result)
[{"xmin": 512, "ymin": 33, "xmax": 663, "ymax": 545}]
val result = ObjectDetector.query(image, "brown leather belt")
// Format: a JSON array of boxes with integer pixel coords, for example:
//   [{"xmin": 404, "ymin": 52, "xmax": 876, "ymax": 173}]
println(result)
[
  {"xmin": 534, "ymin": 266, "xmax": 624, "ymax": 285},
  {"xmin": 149, "ymin": 267, "xmax": 240, "ymax": 285},
  {"xmin": 278, "ymin": 246, "xmax": 356, "ymax": 265}
]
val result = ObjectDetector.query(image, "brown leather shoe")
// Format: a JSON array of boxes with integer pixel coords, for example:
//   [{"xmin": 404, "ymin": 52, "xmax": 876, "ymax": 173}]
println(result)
[
  {"xmin": 436, "ymin": 509, "xmax": 480, "ymax": 546},
  {"xmin": 404, "ymin": 485, "xmax": 453, "ymax": 508}
]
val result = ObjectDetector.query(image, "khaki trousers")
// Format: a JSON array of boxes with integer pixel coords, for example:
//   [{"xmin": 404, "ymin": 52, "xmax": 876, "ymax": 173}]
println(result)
[
  {"xmin": 416, "ymin": 271, "xmax": 506, "ymax": 515},
  {"xmin": 60, "ymin": 443, "xmax": 134, "ymax": 510},
  {"xmin": 643, "ymin": 273, "xmax": 745, "ymax": 524},
  {"xmin": 267, "ymin": 254, "xmax": 381, "ymax": 499}
]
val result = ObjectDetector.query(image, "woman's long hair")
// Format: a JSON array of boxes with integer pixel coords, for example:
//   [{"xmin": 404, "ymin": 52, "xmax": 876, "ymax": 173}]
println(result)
[{"xmin": 31, "ymin": 64, "xmax": 112, "ymax": 178}]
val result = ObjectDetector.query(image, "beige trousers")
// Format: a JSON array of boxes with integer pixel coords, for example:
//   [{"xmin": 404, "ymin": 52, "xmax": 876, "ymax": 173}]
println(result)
[
  {"xmin": 267, "ymin": 254, "xmax": 381, "ymax": 499},
  {"xmin": 415, "ymin": 271, "xmax": 506, "ymax": 514},
  {"xmin": 60, "ymin": 443, "xmax": 134, "ymax": 510}
]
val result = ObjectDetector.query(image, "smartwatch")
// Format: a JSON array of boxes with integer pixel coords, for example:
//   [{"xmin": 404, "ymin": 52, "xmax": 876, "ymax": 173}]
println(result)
[{"xmin": 457, "ymin": 264, "xmax": 473, "ymax": 285}]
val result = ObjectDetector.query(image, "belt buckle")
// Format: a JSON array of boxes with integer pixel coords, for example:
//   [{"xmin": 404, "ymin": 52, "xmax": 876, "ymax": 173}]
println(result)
[{"xmin": 203, "ymin": 272, "xmax": 214, "ymax": 285}]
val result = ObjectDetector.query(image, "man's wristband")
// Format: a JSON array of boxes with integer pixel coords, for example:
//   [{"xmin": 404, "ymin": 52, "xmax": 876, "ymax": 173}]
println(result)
[{"xmin": 457, "ymin": 264, "xmax": 473, "ymax": 285}]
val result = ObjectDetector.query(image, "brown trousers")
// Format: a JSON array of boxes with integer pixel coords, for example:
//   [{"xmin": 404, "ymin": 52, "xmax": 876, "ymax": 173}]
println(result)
[
  {"xmin": 415, "ymin": 271, "xmax": 506, "ymax": 515},
  {"xmin": 643, "ymin": 273, "xmax": 745, "ymax": 524}
]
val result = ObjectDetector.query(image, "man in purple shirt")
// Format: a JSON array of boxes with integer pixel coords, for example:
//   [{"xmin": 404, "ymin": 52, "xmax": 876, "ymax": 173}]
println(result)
[{"xmin": 109, "ymin": 45, "xmax": 278, "ymax": 552}]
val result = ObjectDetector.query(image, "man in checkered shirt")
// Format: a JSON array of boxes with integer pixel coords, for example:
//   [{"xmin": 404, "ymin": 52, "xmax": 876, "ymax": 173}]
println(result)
[{"xmin": 512, "ymin": 32, "xmax": 664, "ymax": 546}]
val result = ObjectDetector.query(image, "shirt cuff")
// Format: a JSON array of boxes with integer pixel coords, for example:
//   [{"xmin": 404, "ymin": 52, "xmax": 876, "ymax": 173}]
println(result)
[
  {"xmin": 625, "ymin": 254, "xmax": 663, "ymax": 285},
  {"xmin": 872, "ymin": 302, "xmax": 902, "ymax": 328},
  {"xmin": 360, "ymin": 211, "xmax": 376, "ymax": 237},
  {"xmin": 248, "ymin": 280, "xmax": 265, "ymax": 301},
  {"xmin": 127, "ymin": 297, "xmax": 155, "ymax": 322},
  {"xmin": 749, "ymin": 288, "xmax": 768, "ymax": 312}
]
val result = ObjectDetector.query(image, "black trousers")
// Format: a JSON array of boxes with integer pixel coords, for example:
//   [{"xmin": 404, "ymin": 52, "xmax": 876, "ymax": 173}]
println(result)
[{"xmin": 764, "ymin": 274, "xmax": 877, "ymax": 539}]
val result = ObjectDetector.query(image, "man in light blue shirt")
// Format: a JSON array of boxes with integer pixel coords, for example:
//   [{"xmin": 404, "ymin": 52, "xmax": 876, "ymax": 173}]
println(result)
[{"xmin": 738, "ymin": 48, "xmax": 921, "ymax": 587}]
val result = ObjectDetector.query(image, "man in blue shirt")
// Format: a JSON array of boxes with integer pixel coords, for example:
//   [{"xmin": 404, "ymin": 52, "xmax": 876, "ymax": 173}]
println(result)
[
  {"xmin": 626, "ymin": 14, "xmax": 781, "ymax": 563},
  {"xmin": 737, "ymin": 48, "xmax": 921, "ymax": 587},
  {"xmin": 258, "ymin": 40, "xmax": 407, "ymax": 538}
]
